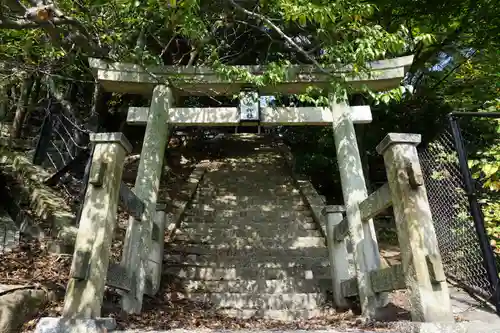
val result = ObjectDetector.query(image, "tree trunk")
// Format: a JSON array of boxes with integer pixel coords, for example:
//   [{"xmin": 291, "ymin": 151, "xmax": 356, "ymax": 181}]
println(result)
[
  {"xmin": 23, "ymin": 77, "xmax": 42, "ymax": 136},
  {"xmin": 65, "ymin": 82, "xmax": 84, "ymax": 157},
  {"xmin": 11, "ymin": 76, "xmax": 34, "ymax": 139},
  {"xmin": 89, "ymin": 83, "xmax": 111, "ymax": 132},
  {"xmin": 8, "ymin": 85, "xmax": 17, "ymax": 116},
  {"xmin": 0, "ymin": 85, "xmax": 7, "ymax": 120},
  {"xmin": 74, "ymin": 83, "xmax": 110, "ymax": 226}
]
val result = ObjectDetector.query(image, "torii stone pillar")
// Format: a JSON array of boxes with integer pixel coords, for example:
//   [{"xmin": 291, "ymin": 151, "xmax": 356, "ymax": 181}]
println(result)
[
  {"xmin": 121, "ymin": 85, "xmax": 173, "ymax": 313},
  {"xmin": 63, "ymin": 133, "xmax": 132, "ymax": 319},
  {"xmin": 329, "ymin": 95, "xmax": 386, "ymax": 318}
]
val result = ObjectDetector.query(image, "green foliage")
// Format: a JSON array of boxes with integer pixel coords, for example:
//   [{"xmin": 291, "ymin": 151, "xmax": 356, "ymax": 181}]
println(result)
[
  {"xmin": 467, "ymin": 100, "xmax": 500, "ymax": 253},
  {"xmin": 0, "ymin": 0, "xmax": 498, "ymax": 239},
  {"xmin": 0, "ymin": 0, "xmax": 414, "ymax": 103}
]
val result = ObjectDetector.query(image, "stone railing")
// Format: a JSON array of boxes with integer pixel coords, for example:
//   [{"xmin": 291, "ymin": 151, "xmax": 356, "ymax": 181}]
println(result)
[
  {"xmin": 33, "ymin": 130, "xmax": 206, "ymax": 332},
  {"xmin": 322, "ymin": 133, "xmax": 454, "ymax": 323},
  {"xmin": 33, "ymin": 132, "xmax": 165, "ymax": 331},
  {"xmin": 57, "ymin": 133, "xmax": 138, "ymax": 323}
]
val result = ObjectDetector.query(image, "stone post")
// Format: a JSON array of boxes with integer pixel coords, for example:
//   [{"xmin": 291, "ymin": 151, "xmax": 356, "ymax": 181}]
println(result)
[
  {"xmin": 376, "ymin": 133, "xmax": 453, "ymax": 322},
  {"xmin": 121, "ymin": 85, "xmax": 173, "ymax": 313},
  {"xmin": 322, "ymin": 205, "xmax": 350, "ymax": 309},
  {"xmin": 329, "ymin": 96, "xmax": 386, "ymax": 318},
  {"xmin": 62, "ymin": 133, "xmax": 132, "ymax": 319},
  {"xmin": 146, "ymin": 208, "xmax": 167, "ymax": 296}
]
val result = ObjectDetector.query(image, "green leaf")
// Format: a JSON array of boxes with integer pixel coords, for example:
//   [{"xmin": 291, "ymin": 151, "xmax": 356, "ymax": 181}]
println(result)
[{"xmin": 298, "ymin": 14, "xmax": 307, "ymax": 26}]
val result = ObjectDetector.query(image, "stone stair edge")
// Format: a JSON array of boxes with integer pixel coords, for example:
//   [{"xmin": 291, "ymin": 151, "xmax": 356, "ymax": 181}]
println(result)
[
  {"xmin": 168, "ymin": 241, "xmax": 327, "ymax": 249},
  {"xmin": 164, "ymin": 260, "xmax": 331, "ymax": 267},
  {"xmin": 165, "ymin": 243, "xmax": 328, "ymax": 249},
  {"xmin": 163, "ymin": 268, "xmax": 330, "ymax": 281},
  {"xmin": 167, "ymin": 279, "xmax": 331, "ymax": 293},
  {"xmin": 110, "ymin": 320, "xmax": 500, "ymax": 333},
  {"xmin": 164, "ymin": 163, "xmax": 208, "ymax": 240},
  {"xmin": 178, "ymin": 222, "xmax": 319, "ymax": 231},
  {"xmin": 166, "ymin": 292, "xmax": 327, "ymax": 310}
]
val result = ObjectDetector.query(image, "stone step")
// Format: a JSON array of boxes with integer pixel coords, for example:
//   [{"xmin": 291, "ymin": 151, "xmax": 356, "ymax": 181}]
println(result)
[
  {"xmin": 197, "ymin": 178, "xmax": 293, "ymax": 187},
  {"xmin": 194, "ymin": 184, "xmax": 298, "ymax": 191},
  {"xmin": 193, "ymin": 189, "xmax": 300, "ymax": 198},
  {"xmin": 168, "ymin": 292, "xmax": 326, "ymax": 310},
  {"xmin": 180, "ymin": 221, "xmax": 319, "ymax": 232},
  {"xmin": 192, "ymin": 192, "xmax": 302, "ymax": 199},
  {"xmin": 197, "ymin": 182, "xmax": 286, "ymax": 187},
  {"xmin": 187, "ymin": 200, "xmax": 306, "ymax": 209},
  {"xmin": 177, "ymin": 278, "xmax": 331, "ymax": 294},
  {"xmin": 181, "ymin": 211, "xmax": 314, "ymax": 222},
  {"xmin": 183, "ymin": 207, "xmax": 313, "ymax": 217},
  {"xmin": 174, "ymin": 227, "xmax": 321, "ymax": 239},
  {"xmin": 163, "ymin": 253, "xmax": 338, "ymax": 266},
  {"xmin": 196, "ymin": 180, "xmax": 294, "ymax": 187},
  {"xmin": 171, "ymin": 235, "xmax": 326, "ymax": 248},
  {"xmin": 165, "ymin": 258, "xmax": 330, "ymax": 268},
  {"xmin": 195, "ymin": 184, "xmax": 292, "ymax": 190},
  {"xmin": 180, "ymin": 218, "xmax": 315, "ymax": 227},
  {"xmin": 165, "ymin": 245, "xmax": 329, "ymax": 257},
  {"xmin": 166, "ymin": 240, "xmax": 327, "ymax": 252},
  {"xmin": 163, "ymin": 265, "xmax": 330, "ymax": 280},
  {"xmin": 218, "ymin": 308, "xmax": 336, "ymax": 321}
]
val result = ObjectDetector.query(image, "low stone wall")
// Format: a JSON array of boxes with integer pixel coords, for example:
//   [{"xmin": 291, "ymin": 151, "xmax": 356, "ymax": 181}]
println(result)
[{"xmin": 0, "ymin": 146, "xmax": 76, "ymax": 247}]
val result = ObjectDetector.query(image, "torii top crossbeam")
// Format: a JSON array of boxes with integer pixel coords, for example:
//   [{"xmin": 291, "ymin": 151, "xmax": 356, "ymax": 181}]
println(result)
[{"xmin": 89, "ymin": 56, "xmax": 413, "ymax": 96}]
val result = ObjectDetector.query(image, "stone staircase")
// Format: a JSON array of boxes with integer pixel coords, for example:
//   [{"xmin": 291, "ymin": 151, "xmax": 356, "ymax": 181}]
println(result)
[{"xmin": 165, "ymin": 134, "xmax": 333, "ymax": 321}]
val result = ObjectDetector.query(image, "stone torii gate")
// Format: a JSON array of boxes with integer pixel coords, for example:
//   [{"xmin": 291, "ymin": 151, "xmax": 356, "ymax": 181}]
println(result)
[{"xmin": 87, "ymin": 55, "xmax": 414, "ymax": 315}]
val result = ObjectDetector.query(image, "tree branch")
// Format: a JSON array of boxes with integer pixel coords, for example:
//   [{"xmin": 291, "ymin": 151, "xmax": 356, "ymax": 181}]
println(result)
[
  {"xmin": 227, "ymin": 0, "xmax": 330, "ymax": 74},
  {"xmin": 1, "ymin": 0, "xmax": 27, "ymax": 15},
  {"xmin": 1, "ymin": 2, "xmax": 107, "ymax": 57},
  {"xmin": 44, "ymin": 76, "xmax": 83, "ymax": 124},
  {"xmin": 0, "ymin": 16, "xmax": 83, "ymax": 29},
  {"xmin": 409, "ymin": 0, "xmax": 478, "ymax": 73},
  {"xmin": 431, "ymin": 49, "xmax": 478, "ymax": 90}
]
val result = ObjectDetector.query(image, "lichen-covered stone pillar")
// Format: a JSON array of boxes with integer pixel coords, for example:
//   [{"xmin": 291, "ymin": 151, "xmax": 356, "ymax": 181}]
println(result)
[
  {"xmin": 329, "ymin": 96, "xmax": 386, "ymax": 318},
  {"xmin": 376, "ymin": 133, "xmax": 453, "ymax": 322},
  {"xmin": 121, "ymin": 85, "xmax": 172, "ymax": 313},
  {"xmin": 322, "ymin": 205, "xmax": 350, "ymax": 309},
  {"xmin": 147, "ymin": 207, "xmax": 167, "ymax": 296},
  {"xmin": 62, "ymin": 133, "xmax": 132, "ymax": 318}
]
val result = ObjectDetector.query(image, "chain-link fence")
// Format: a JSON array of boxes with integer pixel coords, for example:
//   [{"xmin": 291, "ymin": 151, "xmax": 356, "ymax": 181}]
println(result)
[
  {"xmin": 418, "ymin": 113, "xmax": 500, "ymax": 311},
  {"xmin": 33, "ymin": 110, "xmax": 89, "ymax": 172},
  {"xmin": 31, "ymin": 110, "xmax": 91, "ymax": 211}
]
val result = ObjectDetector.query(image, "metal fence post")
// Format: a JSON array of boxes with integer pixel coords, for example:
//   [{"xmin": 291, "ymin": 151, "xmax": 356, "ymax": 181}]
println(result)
[
  {"xmin": 33, "ymin": 113, "xmax": 53, "ymax": 165},
  {"xmin": 448, "ymin": 113, "xmax": 500, "ymax": 312}
]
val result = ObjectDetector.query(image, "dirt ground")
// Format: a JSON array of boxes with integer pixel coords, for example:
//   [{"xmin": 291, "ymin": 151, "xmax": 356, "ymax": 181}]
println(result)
[
  {"xmin": 0, "ymin": 236, "xmax": 415, "ymax": 332},
  {"xmin": 0, "ymin": 145, "xmax": 415, "ymax": 332}
]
